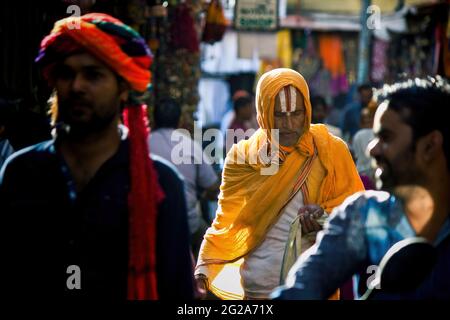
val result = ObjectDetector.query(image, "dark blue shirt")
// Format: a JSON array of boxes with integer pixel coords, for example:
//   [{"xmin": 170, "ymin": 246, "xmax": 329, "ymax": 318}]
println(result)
[
  {"xmin": 272, "ymin": 191, "xmax": 450, "ymax": 300},
  {"xmin": 0, "ymin": 137, "xmax": 194, "ymax": 300},
  {"xmin": 340, "ymin": 102, "xmax": 363, "ymax": 140}
]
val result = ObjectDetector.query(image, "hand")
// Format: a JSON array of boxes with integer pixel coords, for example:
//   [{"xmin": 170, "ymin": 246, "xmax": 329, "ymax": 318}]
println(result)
[
  {"xmin": 298, "ymin": 204, "xmax": 324, "ymax": 234},
  {"xmin": 195, "ymin": 276, "xmax": 208, "ymax": 300}
]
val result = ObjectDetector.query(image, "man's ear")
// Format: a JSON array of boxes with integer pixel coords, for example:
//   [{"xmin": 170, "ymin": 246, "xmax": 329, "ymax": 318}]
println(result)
[
  {"xmin": 417, "ymin": 130, "xmax": 443, "ymax": 163},
  {"xmin": 48, "ymin": 78, "xmax": 56, "ymax": 87},
  {"xmin": 118, "ymin": 78, "xmax": 130, "ymax": 102}
]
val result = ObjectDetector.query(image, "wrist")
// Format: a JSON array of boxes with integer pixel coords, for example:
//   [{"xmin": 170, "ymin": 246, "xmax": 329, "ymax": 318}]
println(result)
[{"xmin": 195, "ymin": 274, "xmax": 209, "ymax": 290}]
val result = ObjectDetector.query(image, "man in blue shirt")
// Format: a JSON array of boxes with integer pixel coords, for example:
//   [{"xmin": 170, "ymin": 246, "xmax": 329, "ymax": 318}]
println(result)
[
  {"xmin": 340, "ymin": 84, "xmax": 373, "ymax": 142},
  {"xmin": 272, "ymin": 76, "xmax": 450, "ymax": 300},
  {"xmin": 0, "ymin": 13, "xmax": 194, "ymax": 300}
]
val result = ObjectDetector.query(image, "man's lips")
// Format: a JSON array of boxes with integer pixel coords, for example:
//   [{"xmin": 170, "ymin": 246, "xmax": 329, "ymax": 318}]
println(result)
[
  {"xmin": 67, "ymin": 104, "xmax": 92, "ymax": 117},
  {"xmin": 280, "ymin": 132, "xmax": 296, "ymax": 135},
  {"xmin": 70, "ymin": 102, "xmax": 90, "ymax": 108},
  {"xmin": 69, "ymin": 104, "xmax": 91, "ymax": 111}
]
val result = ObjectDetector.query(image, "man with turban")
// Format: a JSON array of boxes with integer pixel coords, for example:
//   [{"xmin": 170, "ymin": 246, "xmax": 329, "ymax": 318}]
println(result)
[
  {"xmin": 0, "ymin": 13, "xmax": 194, "ymax": 300},
  {"xmin": 195, "ymin": 68, "xmax": 364, "ymax": 300}
]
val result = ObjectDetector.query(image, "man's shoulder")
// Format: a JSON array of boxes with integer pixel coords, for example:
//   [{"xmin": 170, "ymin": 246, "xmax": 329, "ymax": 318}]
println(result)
[
  {"xmin": 344, "ymin": 101, "xmax": 361, "ymax": 111},
  {"xmin": 341, "ymin": 190, "xmax": 390, "ymax": 208},
  {"xmin": 150, "ymin": 128, "xmax": 174, "ymax": 139},
  {"xmin": 333, "ymin": 190, "xmax": 392, "ymax": 218},
  {"xmin": 2, "ymin": 140, "xmax": 55, "ymax": 167},
  {"xmin": 322, "ymin": 191, "xmax": 395, "ymax": 251},
  {"xmin": 312, "ymin": 124, "xmax": 349, "ymax": 152},
  {"xmin": 151, "ymin": 153, "xmax": 185, "ymax": 184},
  {"xmin": 353, "ymin": 128, "xmax": 374, "ymax": 141},
  {"xmin": 0, "ymin": 140, "xmax": 56, "ymax": 185}
]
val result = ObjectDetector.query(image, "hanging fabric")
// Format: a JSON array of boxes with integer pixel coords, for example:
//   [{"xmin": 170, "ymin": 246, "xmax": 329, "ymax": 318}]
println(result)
[
  {"xmin": 170, "ymin": 3, "xmax": 200, "ymax": 53},
  {"xmin": 318, "ymin": 34, "xmax": 348, "ymax": 96},
  {"xmin": 202, "ymin": 0, "xmax": 227, "ymax": 44}
]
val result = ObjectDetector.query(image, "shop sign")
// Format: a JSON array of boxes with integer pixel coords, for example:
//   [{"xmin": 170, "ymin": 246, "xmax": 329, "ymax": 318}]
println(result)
[{"xmin": 234, "ymin": 0, "xmax": 278, "ymax": 31}]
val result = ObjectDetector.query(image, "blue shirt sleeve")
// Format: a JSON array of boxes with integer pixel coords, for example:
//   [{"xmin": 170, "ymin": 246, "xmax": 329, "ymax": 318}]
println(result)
[{"xmin": 271, "ymin": 194, "xmax": 370, "ymax": 300}]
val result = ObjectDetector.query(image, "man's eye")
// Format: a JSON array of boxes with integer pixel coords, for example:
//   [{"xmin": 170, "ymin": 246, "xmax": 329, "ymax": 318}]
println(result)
[
  {"xmin": 85, "ymin": 71, "xmax": 102, "ymax": 81},
  {"xmin": 379, "ymin": 134, "xmax": 392, "ymax": 142},
  {"xmin": 84, "ymin": 70, "xmax": 102, "ymax": 81},
  {"xmin": 55, "ymin": 68, "xmax": 74, "ymax": 80}
]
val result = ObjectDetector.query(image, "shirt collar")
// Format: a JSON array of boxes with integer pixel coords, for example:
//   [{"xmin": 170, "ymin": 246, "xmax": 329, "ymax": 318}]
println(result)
[{"xmin": 434, "ymin": 217, "xmax": 450, "ymax": 246}]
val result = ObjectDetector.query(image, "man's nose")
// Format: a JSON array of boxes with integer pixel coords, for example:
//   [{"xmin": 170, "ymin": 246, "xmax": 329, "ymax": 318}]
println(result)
[
  {"xmin": 71, "ymin": 73, "xmax": 87, "ymax": 93},
  {"xmin": 368, "ymin": 137, "xmax": 380, "ymax": 158},
  {"xmin": 284, "ymin": 115, "xmax": 293, "ymax": 128}
]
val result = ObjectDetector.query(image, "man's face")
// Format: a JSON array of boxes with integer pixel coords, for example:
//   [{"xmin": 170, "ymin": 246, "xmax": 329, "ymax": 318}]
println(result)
[
  {"xmin": 369, "ymin": 103, "xmax": 422, "ymax": 191},
  {"xmin": 273, "ymin": 86, "xmax": 306, "ymax": 147},
  {"xmin": 53, "ymin": 53, "xmax": 128, "ymax": 136},
  {"xmin": 238, "ymin": 103, "xmax": 254, "ymax": 122},
  {"xmin": 359, "ymin": 88, "xmax": 373, "ymax": 106},
  {"xmin": 360, "ymin": 108, "xmax": 374, "ymax": 128},
  {"xmin": 312, "ymin": 103, "xmax": 327, "ymax": 123}
]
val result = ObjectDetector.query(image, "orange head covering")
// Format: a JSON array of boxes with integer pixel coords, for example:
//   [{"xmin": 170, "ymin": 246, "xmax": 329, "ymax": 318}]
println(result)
[
  {"xmin": 254, "ymin": 68, "xmax": 314, "ymax": 162},
  {"xmin": 256, "ymin": 68, "xmax": 311, "ymax": 135}
]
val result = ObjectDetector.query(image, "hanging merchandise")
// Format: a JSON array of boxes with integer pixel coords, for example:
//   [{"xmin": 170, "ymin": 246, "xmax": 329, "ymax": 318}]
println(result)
[
  {"xmin": 146, "ymin": 2, "xmax": 169, "ymax": 53},
  {"xmin": 383, "ymin": 4, "xmax": 450, "ymax": 81},
  {"xmin": 342, "ymin": 35, "xmax": 358, "ymax": 85},
  {"xmin": 309, "ymin": 63, "xmax": 332, "ymax": 106},
  {"xmin": 150, "ymin": 1, "xmax": 202, "ymax": 134},
  {"xmin": 292, "ymin": 31, "xmax": 320, "ymax": 82},
  {"xmin": 277, "ymin": 29, "xmax": 293, "ymax": 68},
  {"xmin": 318, "ymin": 34, "xmax": 348, "ymax": 97},
  {"xmin": 202, "ymin": 0, "xmax": 227, "ymax": 44},
  {"xmin": 154, "ymin": 49, "xmax": 201, "ymax": 132},
  {"xmin": 387, "ymin": 32, "xmax": 432, "ymax": 80},
  {"xmin": 319, "ymin": 35, "xmax": 346, "ymax": 78},
  {"xmin": 170, "ymin": 2, "xmax": 200, "ymax": 53},
  {"xmin": 371, "ymin": 39, "xmax": 389, "ymax": 83},
  {"xmin": 127, "ymin": 0, "xmax": 147, "ymax": 31}
]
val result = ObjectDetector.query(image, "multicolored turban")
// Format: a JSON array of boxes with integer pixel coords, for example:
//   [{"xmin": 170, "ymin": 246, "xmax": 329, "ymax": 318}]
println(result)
[
  {"xmin": 36, "ymin": 13, "xmax": 152, "ymax": 92},
  {"xmin": 36, "ymin": 13, "xmax": 164, "ymax": 300}
]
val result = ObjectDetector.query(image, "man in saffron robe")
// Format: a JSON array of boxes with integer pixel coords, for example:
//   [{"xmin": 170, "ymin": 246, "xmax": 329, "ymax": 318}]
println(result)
[{"xmin": 195, "ymin": 68, "xmax": 363, "ymax": 300}]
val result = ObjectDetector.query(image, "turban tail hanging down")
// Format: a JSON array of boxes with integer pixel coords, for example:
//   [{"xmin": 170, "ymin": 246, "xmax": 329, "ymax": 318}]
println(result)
[{"xmin": 36, "ymin": 13, "xmax": 164, "ymax": 300}]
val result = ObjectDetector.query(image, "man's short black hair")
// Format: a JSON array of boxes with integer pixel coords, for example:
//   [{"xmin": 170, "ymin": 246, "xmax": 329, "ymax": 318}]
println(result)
[
  {"xmin": 377, "ymin": 76, "xmax": 450, "ymax": 169},
  {"xmin": 0, "ymin": 101, "xmax": 13, "ymax": 129},
  {"xmin": 233, "ymin": 96, "xmax": 253, "ymax": 113},
  {"xmin": 153, "ymin": 98, "xmax": 181, "ymax": 129},
  {"xmin": 310, "ymin": 95, "xmax": 327, "ymax": 110},
  {"xmin": 358, "ymin": 83, "xmax": 373, "ymax": 93}
]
